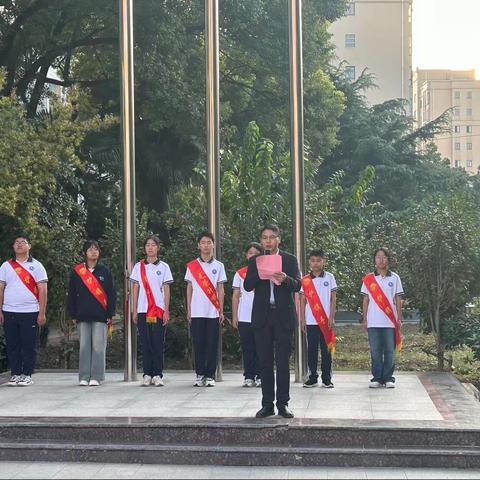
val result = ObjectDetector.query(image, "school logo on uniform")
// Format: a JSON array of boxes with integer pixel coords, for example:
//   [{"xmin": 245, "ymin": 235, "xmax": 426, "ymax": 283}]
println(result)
[
  {"xmin": 324, "ymin": 281, "xmax": 329, "ymax": 287},
  {"xmin": 212, "ymin": 269, "xmax": 217, "ymax": 274},
  {"xmin": 156, "ymin": 270, "xmax": 161, "ymax": 276},
  {"xmin": 388, "ymin": 281, "xmax": 394, "ymax": 287},
  {"xmin": 99, "ymin": 276, "xmax": 105, "ymax": 281},
  {"xmin": 29, "ymin": 266, "xmax": 34, "ymax": 271}
]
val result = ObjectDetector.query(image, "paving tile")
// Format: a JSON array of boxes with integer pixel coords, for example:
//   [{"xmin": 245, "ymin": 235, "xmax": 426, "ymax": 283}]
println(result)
[
  {"xmin": 327, "ymin": 468, "xmax": 367, "ymax": 479},
  {"xmin": 11, "ymin": 462, "xmax": 66, "ymax": 479},
  {"xmin": 94, "ymin": 463, "xmax": 142, "ymax": 479},
  {"xmin": 365, "ymin": 467, "xmax": 407, "ymax": 479}
]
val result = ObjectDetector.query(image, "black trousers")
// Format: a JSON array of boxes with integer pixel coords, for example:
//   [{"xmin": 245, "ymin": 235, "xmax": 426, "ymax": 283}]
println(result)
[
  {"xmin": 3, "ymin": 311, "xmax": 38, "ymax": 376},
  {"xmin": 306, "ymin": 325, "xmax": 332, "ymax": 384},
  {"xmin": 191, "ymin": 317, "xmax": 219, "ymax": 378},
  {"xmin": 254, "ymin": 308, "xmax": 293, "ymax": 408},
  {"xmin": 238, "ymin": 321, "xmax": 260, "ymax": 380},
  {"xmin": 137, "ymin": 314, "xmax": 167, "ymax": 377}
]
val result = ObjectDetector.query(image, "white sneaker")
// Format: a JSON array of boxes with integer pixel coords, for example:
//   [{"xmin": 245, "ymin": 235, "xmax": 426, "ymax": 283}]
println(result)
[
  {"xmin": 152, "ymin": 375, "xmax": 164, "ymax": 387},
  {"xmin": 385, "ymin": 382, "xmax": 395, "ymax": 389},
  {"xmin": 369, "ymin": 381, "xmax": 382, "ymax": 388},
  {"xmin": 205, "ymin": 377, "xmax": 216, "ymax": 387},
  {"xmin": 255, "ymin": 378, "xmax": 262, "ymax": 388},
  {"xmin": 79, "ymin": 380, "xmax": 89, "ymax": 386},
  {"xmin": 89, "ymin": 379, "xmax": 100, "ymax": 386},
  {"xmin": 243, "ymin": 379, "xmax": 255, "ymax": 387},
  {"xmin": 142, "ymin": 375, "xmax": 152, "ymax": 387},
  {"xmin": 7, "ymin": 375, "xmax": 20, "ymax": 386},
  {"xmin": 194, "ymin": 375, "xmax": 205, "ymax": 387},
  {"xmin": 17, "ymin": 375, "xmax": 33, "ymax": 386}
]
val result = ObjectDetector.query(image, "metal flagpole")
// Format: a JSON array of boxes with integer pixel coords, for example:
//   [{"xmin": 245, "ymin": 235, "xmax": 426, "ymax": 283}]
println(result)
[
  {"xmin": 288, "ymin": 0, "xmax": 307, "ymax": 383},
  {"xmin": 205, "ymin": 0, "xmax": 223, "ymax": 381},
  {"xmin": 119, "ymin": 0, "xmax": 137, "ymax": 382}
]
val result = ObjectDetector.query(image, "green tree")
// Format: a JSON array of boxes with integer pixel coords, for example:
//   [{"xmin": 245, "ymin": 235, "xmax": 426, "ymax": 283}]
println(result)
[{"xmin": 383, "ymin": 188, "xmax": 480, "ymax": 369}]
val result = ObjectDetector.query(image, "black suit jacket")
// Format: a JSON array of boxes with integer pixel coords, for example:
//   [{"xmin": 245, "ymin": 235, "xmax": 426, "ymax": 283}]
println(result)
[{"xmin": 244, "ymin": 250, "xmax": 301, "ymax": 331}]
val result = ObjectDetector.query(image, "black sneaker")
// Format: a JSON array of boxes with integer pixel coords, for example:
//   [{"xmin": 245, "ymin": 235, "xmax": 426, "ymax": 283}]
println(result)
[
  {"xmin": 322, "ymin": 381, "xmax": 334, "ymax": 388},
  {"xmin": 303, "ymin": 378, "xmax": 318, "ymax": 388}
]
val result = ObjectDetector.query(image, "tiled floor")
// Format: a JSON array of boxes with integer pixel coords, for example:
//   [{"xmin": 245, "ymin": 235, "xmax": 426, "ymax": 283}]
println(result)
[
  {"xmin": 0, "ymin": 462, "xmax": 479, "ymax": 479},
  {"xmin": 0, "ymin": 372, "xmax": 453, "ymax": 421}
]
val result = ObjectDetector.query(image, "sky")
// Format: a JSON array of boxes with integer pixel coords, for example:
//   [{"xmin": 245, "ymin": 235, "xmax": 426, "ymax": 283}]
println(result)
[{"xmin": 412, "ymin": 0, "xmax": 480, "ymax": 77}]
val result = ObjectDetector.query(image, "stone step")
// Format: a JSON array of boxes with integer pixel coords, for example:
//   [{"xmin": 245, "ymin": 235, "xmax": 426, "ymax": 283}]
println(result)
[
  {"xmin": 0, "ymin": 440, "xmax": 479, "ymax": 468},
  {"xmin": 1, "ymin": 420, "xmax": 479, "ymax": 449}
]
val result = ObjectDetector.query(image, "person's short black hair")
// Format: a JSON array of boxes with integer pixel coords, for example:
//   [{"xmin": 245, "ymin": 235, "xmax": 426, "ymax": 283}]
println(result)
[
  {"xmin": 13, "ymin": 234, "xmax": 31, "ymax": 245},
  {"xmin": 82, "ymin": 239, "xmax": 100, "ymax": 255},
  {"xmin": 245, "ymin": 242, "xmax": 263, "ymax": 254},
  {"xmin": 197, "ymin": 231, "xmax": 215, "ymax": 243},
  {"xmin": 260, "ymin": 224, "xmax": 281, "ymax": 237},
  {"xmin": 373, "ymin": 247, "xmax": 390, "ymax": 263},
  {"xmin": 308, "ymin": 249, "xmax": 325, "ymax": 259},
  {"xmin": 144, "ymin": 235, "xmax": 161, "ymax": 248}
]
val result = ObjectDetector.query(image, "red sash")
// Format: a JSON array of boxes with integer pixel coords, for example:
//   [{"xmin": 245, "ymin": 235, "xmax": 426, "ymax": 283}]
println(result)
[
  {"xmin": 74, "ymin": 264, "xmax": 112, "ymax": 337},
  {"xmin": 74, "ymin": 264, "xmax": 107, "ymax": 310},
  {"xmin": 140, "ymin": 261, "xmax": 165, "ymax": 324},
  {"xmin": 237, "ymin": 266, "xmax": 248, "ymax": 280},
  {"xmin": 301, "ymin": 274, "xmax": 336, "ymax": 353},
  {"xmin": 363, "ymin": 272, "xmax": 402, "ymax": 351},
  {"xmin": 187, "ymin": 259, "xmax": 221, "ymax": 313},
  {"xmin": 8, "ymin": 259, "xmax": 39, "ymax": 301}
]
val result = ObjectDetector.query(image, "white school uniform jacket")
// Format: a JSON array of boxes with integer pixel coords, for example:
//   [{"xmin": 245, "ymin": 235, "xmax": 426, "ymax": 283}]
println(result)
[
  {"xmin": 184, "ymin": 257, "xmax": 227, "ymax": 318},
  {"xmin": 361, "ymin": 270, "xmax": 404, "ymax": 328},
  {"xmin": 300, "ymin": 271, "xmax": 337, "ymax": 325},
  {"xmin": 0, "ymin": 257, "xmax": 48, "ymax": 313},
  {"xmin": 130, "ymin": 259, "xmax": 173, "ymax": 314},
  {"xmin": 232, "ymin": 269, "xmax": 254, "ymax": 323}
]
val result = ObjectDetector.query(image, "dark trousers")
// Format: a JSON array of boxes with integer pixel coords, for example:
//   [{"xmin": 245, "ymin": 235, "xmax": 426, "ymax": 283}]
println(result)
[
  {"xmin": 190, "ymin": 317, "xmax": 219, "ymax": 378},
  {"xmin": 137, "ymin": 314, "xmax": 167, "ymax": 377},
  {"xmin": 254, "ymin": 308, "xmax": 293, "ymax": 408},
  {"xmin": 3, "ymin": 311, "xmax": 38, "ymax": 376},
  {"xmin": 306, "ymin": 325, "xmax": 332, "ymax": 384},
  {"xmin": 368, "ymin": 327, "xmax": 396, "ymax": 383},
  {"xmin": 238, "ymin": 321, "xmax": 260, "ymax": 380}
]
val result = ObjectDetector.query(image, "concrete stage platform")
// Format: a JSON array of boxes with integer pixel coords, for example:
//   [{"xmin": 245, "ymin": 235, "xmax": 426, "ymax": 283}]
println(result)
[{"xmin": 0, "ymin": 371, "xmax": 479, "ymax": 468}]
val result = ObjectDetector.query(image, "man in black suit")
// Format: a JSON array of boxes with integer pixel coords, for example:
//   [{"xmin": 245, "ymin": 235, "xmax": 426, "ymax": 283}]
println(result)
[{"xmin": 244, "ymin": 225, "xmax": 301, "ymax": 418}]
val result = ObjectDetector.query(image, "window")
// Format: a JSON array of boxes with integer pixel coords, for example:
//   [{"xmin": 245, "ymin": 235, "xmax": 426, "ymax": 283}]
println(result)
[
  {"xmin": 455, "ymin": 160, "xmax": 461, "ymax": 168},
  {"xmin": 467, "ymin": 160, "xmax": 473, "ymax": 168},
  {"xmin": 467, "ymin": 143, "xmax": 473, "ymax": 150},
  {"xmin": 454, "ymin": 91, "xmax": 461, "ymax": 100},
  {"xmin": 467, "ymin": 108, "xmax": 473, "ymax": 116},
  {"xmin": 345, "ymin": 65, "xmax": 356, "ymax": 81},
  {"xmin": 345, "ymin": 34, "xmax": 356, "ymax": 48},
  {"xmin": 454, "ymin": 125, "xmax": 461, "ymax": 133},
  {"xmin": 466, "ymin": 125, "xmax": 473, "ymax": 133},
  {"xmin": 346, "ymin": 2, "xmax": 355, "ymax": 15},
  {"xmin": 454, "ymin": 107, "xmax": 460, "ymax": 116},
  {"xmin": 455, "ymin": 142, "xmax": 461, "ymax": 150},
  {"xmin": 467, "ymin": 91, "xmax": 472, "ymax": 99}
]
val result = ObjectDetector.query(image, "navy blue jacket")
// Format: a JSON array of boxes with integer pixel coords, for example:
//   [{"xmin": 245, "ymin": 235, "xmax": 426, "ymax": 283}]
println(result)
[{"xmin": 67, "ymin": 263, "xmax": 116, "ymax": 323}]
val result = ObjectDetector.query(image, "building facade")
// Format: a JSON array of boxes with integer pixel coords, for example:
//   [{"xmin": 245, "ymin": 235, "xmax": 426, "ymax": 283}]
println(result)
[
  {"xmin": 413, "ymin": 69, "xmax": 480, "ymax": 173},
  {"xmin": 329, "ymin": 0, "xmax": 413, "ymax": 107}
]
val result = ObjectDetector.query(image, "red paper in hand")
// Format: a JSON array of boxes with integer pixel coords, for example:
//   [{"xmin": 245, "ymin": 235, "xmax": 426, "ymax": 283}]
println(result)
[{"xmin": 256, "ymin": 255, "xmax": 282, "ymax": 285}]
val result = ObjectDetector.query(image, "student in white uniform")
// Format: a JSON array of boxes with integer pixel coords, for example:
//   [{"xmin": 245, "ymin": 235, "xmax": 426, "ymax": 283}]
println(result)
[
  {"xmin": 131, "ymin": 235, "xmax": 173, "ymax": 387},
  {"xmin": 300, "ymin": 249, "xmax": 337, "ymax": 388},
  {"xmin": 185, "ymin": 232, "xmax": 226, "ymax": 387},
  {"xmin": 361, "ymin": 247, "xmax": 404, "ymax": 389},
  {"xmin": 0, "ymin": 235, "xmax": 48, "ymax": 387},
  {"xmin": 232, "ymin": 242, "xmax": 264, "ymax": 387}
]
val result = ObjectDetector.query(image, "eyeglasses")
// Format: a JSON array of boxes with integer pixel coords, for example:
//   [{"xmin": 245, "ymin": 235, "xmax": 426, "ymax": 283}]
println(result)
[
  {"xmin": 261, "ymin": 235, "xmax": 278, "ymax": 241},
  {"xmin": 14, "ymin": 241, "xmax": 28, "ymax": 246}
]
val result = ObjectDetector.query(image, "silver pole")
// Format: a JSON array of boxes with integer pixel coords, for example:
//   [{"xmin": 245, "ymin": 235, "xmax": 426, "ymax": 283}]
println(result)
[
  {"xmin": 205, "ymin": 0, "xmax": 222, "ymax": 381},
  {"xmin": 288, "ymin": 0, "xmax": 307, "ymax": 383},
  {"xmin": 119, "ymin": 0, "xmax": 137, "ymax": 382}
]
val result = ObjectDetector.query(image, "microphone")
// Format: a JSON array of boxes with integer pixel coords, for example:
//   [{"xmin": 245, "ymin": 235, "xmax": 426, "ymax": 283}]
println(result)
[{"xmin": 264, "ymin": 249, "xmax": 271, "ymax": 255}]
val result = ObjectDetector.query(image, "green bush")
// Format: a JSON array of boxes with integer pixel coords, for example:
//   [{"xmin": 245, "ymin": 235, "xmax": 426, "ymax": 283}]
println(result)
[
  {"xmin": 442, "ymin": 313, "xmax": 480, "ymax": 359},
  {"xmin": 445, "ymin": 345, "xmax": 480, "ymax": 387}
]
